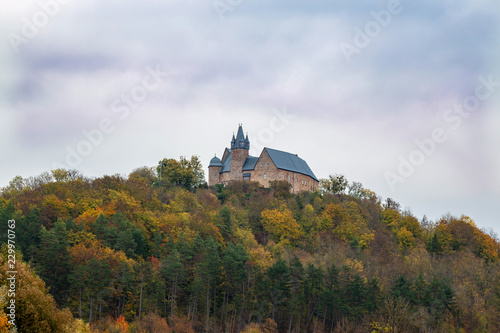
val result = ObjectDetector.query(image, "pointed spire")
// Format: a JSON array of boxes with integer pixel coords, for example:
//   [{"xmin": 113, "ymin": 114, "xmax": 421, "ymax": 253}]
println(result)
[
  {"xmin": 235, "ymin": 125, "xmax": 245, "ymax": 142},
  {"xmin": 231, "ymin": 124, "xmax": 250, "ymax": 150}
]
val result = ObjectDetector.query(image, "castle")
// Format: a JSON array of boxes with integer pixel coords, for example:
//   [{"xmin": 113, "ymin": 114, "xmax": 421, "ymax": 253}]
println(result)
[{"xmin": 208, "ymin": 125, "xmax": 319, "ymax": 193}]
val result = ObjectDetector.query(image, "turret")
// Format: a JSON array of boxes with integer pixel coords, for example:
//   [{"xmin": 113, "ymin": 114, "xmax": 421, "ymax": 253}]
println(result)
[
  {"xmin": 231, "ymin": 124, "xmax": 250, "ymax": 150},
  {"xmin": 230, "ymin": 124, "xmax": 249, "ymax": 180},
  {"xmin": 208, "ymin": 155, "xmax": 222, "ymax": 186}
]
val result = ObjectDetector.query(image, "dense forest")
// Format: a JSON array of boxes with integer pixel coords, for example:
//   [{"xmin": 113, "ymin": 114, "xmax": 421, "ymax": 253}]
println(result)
[{"xmin": 1, "ymin": 156, "xmax": 499, "ymax": 333}]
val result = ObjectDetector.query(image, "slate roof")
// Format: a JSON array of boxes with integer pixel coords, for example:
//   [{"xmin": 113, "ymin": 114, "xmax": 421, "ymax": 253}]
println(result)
[
  {"xmin": 209, "ymin": 155, "xmax": 222, "ymax": 167},
  {"xmin": 220, "ymin": 151, "xmax": 232, "ymax": 173},
  {"xmin": 231, "ymin": 125, "xmax": 250, "ymax": 150},
  {"xmin": 264, "ymin": 148, "xmax": 318, "ymax": 181},
  {"xmin": 219, "ymin": 148, "xmax": 317, "ymax": 181},
  {"xmin": 220, "ymin": 152, "xmax": 259, "ymax": 173},
  {"xmin": 242, "ymin": 156, "xmax": 258, "ymax": 171}
]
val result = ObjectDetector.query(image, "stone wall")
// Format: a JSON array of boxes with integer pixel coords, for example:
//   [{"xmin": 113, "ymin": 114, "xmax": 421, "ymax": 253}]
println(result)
[
  {"xmin": 229, "ymin": 148, "xmax": 248, "ymax": 181},
  {"xmin": 208, "ymin": 166, "xmax": 221, "ymax": 187},
  {"xmin": 246, "ymin": 149, "xmax": 319, "ymax": 193},
  {"xmin": 210, "ymin": 148, "xmax": 319, "ymax": 193}
]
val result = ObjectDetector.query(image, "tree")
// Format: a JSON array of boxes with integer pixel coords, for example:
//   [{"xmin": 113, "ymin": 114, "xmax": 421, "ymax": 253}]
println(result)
[
  {"xmin": 18, "ymin": 207, "xmax": 43, "ymax": 261},
  {"xmin": 0, "ymin": 248, "xmax": 88, "ymax": 332},
  {"xmin": 220, "ymin": 243, "xmax": 249, "ymax": 329},
  {"xmin": 157, "ymin": 156, "xmax": 205, "ymax": 190},
  {"xmin": 261, "ymin": 207, "xmax": 303, "ymax": 243},
  {"xmin": 161, "ymin": 249, "xmax": 186, "ymax": 316},
  {"xmin": 347, "ymin": 181, "xmax": 364, "ymax": 199},
  {"xmin": 265, "ymin": 258, "xmax": 291, "ymax": 322},
  {"xmin": 37, "ymin": 218, "xmax": 70, "ymax": 306},
  {"xmin": 320, "ymin": 174, "xmax": 348, "ymax": 195},
  {"xmin": 115, "ymin": 229, "xmax": 137, "ymax": 258},
  {"xmin": 0, "ymin": 200, "xmax": 15, "ymax": 244}
]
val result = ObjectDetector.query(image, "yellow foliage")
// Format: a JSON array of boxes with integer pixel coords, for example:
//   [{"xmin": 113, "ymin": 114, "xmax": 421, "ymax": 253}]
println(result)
[
  {"xmin": 235, "ymin": 228, "xmax": 273, "ymax": 270},
  {"xmin": 322, "ymin": 202, "xmax": 374, "ymax": 248},
  {"xmin": 108, "ymin": 189, "xmax": 141, "ymax": 216},
  {"xmin": 305, "ymin": 203, "xmax": 314, "ymax": 214},
  {"xmin": 67, "ymin": 230, "xmax": 96, "ymax": 245},
  {"xmin": 344, "ymin": 258, "xmax": 364, "ymax": 277},
  {"xmin": 136, "ymin": 210, "xmax": 161, "ymax": 234},
  {"xmin": 382, "ymin": 209, "xmax": 422, "ymax": 248},
  {"xmin": 403, "ymin": 245, "xmax": 431, "ymax": 276},
  {"xmin": 370, "ymin": 321, "xmax": 394, "ymax": 332},
  {"xmin": 241, "ymin": 322, "xmax": 263, "ymax": 333},
  {"xmin": 0, "ymin": 256, "xmax": 79, "ymax": 333},
  {"xmin": 75, "ymin": 206, "xmax": 106, "ymax": 229},
  {"xmin": 261, "ymin": 207, "xmax": 303, "ymax": 243},
  {"xmin": 381, "ymin": 208, "xmax": 401, "ymax": 230},
  {"xmin": 167, "ymin": 189, "xmax": 202, "ymax": 213},
  {"xmin": 42, "ymin": 194, "xmax": 69, "ymax": 219},
  {"xmin": 359, "ymin": 232, "xmax": 375, "ymax": 249},
  {"xmin": 397, "ymin": 227, "xmax": 416, "ymax": 249}
]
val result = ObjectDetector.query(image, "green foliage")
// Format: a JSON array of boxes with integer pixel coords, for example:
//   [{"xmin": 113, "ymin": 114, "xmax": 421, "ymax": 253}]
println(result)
[
  {"xmin": 320, "ymin": 174, "xmax": 348, "ymax": 195},
  {"xmin": 157, "ymin": 156, "xmax": 205, "ymax": 190}
]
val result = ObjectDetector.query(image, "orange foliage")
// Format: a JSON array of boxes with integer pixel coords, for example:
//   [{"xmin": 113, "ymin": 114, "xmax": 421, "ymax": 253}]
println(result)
[
  {"xmin": 0, "ymin": 311, "xmax": 10, "ymax": 332},
  {"xmin": 69, "ymin": 239, "xmax": 133, "ymax": 270},
  {"xmin": 261, "ymin": 318, "xmax": 278, "ymax": 333},
  {"xmin": 116, "ymin": 315, "xmax": 129, "ymax": 332}
]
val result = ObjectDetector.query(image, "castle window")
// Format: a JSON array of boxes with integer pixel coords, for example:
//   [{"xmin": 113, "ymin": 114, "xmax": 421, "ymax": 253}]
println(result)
[
  {"xmin": 296, "ymin": 177, "xmax": 298, "ymax": 182},
  {"xmin": 266, "ymin": 163, "xmax": 269, "ymax": 167},
  {"xmin": 302, "ymin": 180, "xmax": 304, "ymax": 185},
  {"xmin": 282, "ymin": 174, "xmax": 285, "ymax": 180},
  {"xmin": 261, "ymin": 163, "xmax": 264, "ymax": 167},
  {"xmin": 288, "ymin": 176, "xmax": 291, "ymax": 181},
  {"xmin": 305, "ymin": 180, "xmax": 307, "ymax": 186},
  {"xmin": 264, "ymin": 173, "xmax": 267, "ymax": 180},
  {"xmin": 243, "ymin": 173, "xmax": 251, "ymax": 181}
]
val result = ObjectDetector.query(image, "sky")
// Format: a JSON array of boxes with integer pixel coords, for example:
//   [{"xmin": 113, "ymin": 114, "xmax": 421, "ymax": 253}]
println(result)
[{"xmin": 1, "ymin": 0, "xmax": 499, "ymax": 234}]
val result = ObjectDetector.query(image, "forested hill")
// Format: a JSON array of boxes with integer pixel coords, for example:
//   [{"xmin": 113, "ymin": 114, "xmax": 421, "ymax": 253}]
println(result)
[{"xmin": 1, "ymin": 160, "xmax": 499, "ymax": 333}]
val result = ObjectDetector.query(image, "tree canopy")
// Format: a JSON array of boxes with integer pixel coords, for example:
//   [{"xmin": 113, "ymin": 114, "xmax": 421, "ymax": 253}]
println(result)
[{"xmin": 0, "ymin": 167, "xmax": 499, "ymax": 332}]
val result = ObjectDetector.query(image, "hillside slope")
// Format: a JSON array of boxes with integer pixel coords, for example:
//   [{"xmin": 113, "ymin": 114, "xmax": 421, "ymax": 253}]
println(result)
[{"xmin": 1, "ymin": 164, "xmax": 499, "ymax": 332}]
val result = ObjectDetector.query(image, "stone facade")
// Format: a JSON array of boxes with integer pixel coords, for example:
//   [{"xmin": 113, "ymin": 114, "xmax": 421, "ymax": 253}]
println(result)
[{"xmin": 209, "ymin": 125, "xmax": 319, "ymax": 193}]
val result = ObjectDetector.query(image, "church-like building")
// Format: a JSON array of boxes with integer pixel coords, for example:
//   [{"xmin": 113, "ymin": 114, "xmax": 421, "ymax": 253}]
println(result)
[{"xmin": 208, "ymin": 125, "xmax": 319, "ymax": 193}]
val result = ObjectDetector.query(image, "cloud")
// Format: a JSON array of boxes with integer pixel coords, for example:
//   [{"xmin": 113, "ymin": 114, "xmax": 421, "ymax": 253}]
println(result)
[{"xmin": 1, "ymin": 0, "xmax": 499, "ymax": 232}]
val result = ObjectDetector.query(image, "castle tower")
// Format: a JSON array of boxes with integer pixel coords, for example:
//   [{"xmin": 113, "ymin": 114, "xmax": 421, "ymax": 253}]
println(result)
[
  {"xmin": 208, "ymin": 155, "xmax": 222, "ymax": 186},
  {"xmin": 230, "ymin": 124, "xmax": 249, "ymax": 181}
]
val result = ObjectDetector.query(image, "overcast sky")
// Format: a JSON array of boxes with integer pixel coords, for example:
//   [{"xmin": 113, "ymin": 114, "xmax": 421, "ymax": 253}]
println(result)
[{"xmin": 1, "ymin": 0, "xmax": 499, "ymax": 233}]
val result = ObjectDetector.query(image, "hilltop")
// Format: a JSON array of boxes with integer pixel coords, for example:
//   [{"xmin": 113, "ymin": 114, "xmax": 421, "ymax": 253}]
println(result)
[{"xmin": 0, "ymin": 158, "xmax": 499, "ymax": 333}]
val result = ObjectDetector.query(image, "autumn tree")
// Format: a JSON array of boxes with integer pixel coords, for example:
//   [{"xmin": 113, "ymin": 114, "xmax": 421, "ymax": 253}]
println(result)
[
  {"xmin": 261, "ymin": 207, "xmax": 303, "ymax": 243},
  {"xmin": 157, "ymin": 156, "xmax": 205, "ymax": 190},
  {"xmin": 0, "ymin": 247, "xmax": 88, "ymax": 332}
]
